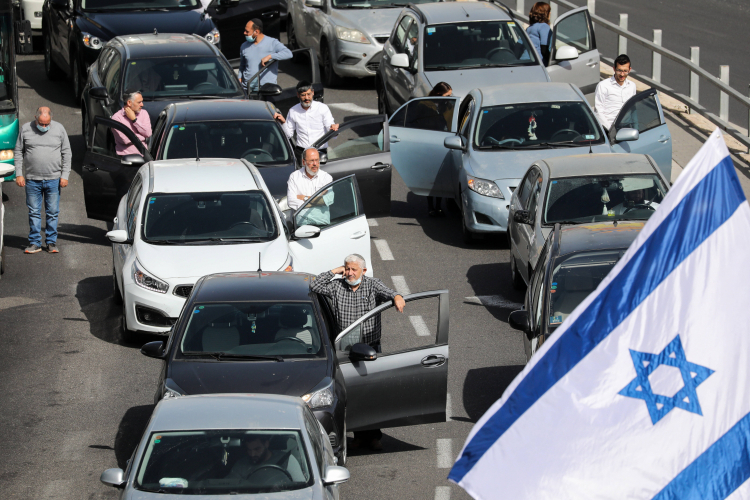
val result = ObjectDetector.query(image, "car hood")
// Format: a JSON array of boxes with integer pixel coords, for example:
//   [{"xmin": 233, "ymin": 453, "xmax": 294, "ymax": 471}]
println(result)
[
  {"xmin": 78, "ymin": 10, "xmax": 214, "ymax": 42},
  {"xmin": 170, "ymin": 358, "xmax": 329, "ymax": 398},
  {"xmin": 423, "ymin": 66, "xmax": 549, "ymax": 99},
  {"xmin": 330, "ymin": 7, "xmax": 402, "ymax": 39},
  {"xmin": 466, "ymin": 143, "xmax": 612, "ymax": 182},
  {"xmin": 124, "ymin": 486, "xmax": 317, "ymax": 499},
  {"xmin": 134, "ymin": 236, "xmax": 289, "ymax": 280}
]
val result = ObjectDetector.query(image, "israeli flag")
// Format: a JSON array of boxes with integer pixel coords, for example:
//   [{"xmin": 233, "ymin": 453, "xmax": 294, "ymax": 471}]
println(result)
[{"xmin": 449, "ymin": 129, "xmax": 750, "ymax": 499}]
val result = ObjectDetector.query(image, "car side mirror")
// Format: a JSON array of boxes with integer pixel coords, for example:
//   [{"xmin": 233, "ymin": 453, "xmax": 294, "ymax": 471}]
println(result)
[
  {"xmin": 508, "ymin": 310, "xmax": 530, "ymax": 333},
  {"xmin": 141, "ymin": 341, "xmax": 166, "ymax": 359},
  {"xmin": 349, "ymin": 342, "xmax": 377, "ymax": 361},
  {"xmin": 294, "ymin": 225, "xmax": 321, "ymax": 239},
  {"xmin": 444, "ymin": 135, "xmax": 465, "ymax": 151},
  {"xmin": 90, "ymin": 87, "xmax": 109, "ymax": 100},
  {"xmin": 322, "ymin": 466, "xmax": 350, "ymax": 486},
  {"xmin": 100, "ymin": 468, "xmax": 125, "ymax": 488},
  {"xmin": 121, "ymin": 154, "xmax": 146, "ymax": 167},
  {"xmin": 513, "ymin": 209, "xmax": 531, "ymax": 225},
  {"xmin": 614, "ymin": 128, "xmax": 640, "ymax": 142},
  {"xmin": 105, "ymin": 229, "xmax": 132, "ymax": 244},
  {"xmin": 555, "ymin": 45, "xmax": 579, "ymax": 61},
  {"xmin": 259, "ymin": 83, "xmax": 283, "ymax": 97},
  {"xmin": 305, "ymin": 0, "xmax": 323, "ymax": 7},
  {"xmin": 391, "ymin": 53, "xmax": 409, "ymax": 69}
]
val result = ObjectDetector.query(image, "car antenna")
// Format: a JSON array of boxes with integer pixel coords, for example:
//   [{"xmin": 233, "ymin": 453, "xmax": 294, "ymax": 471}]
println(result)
[
  {"xmin": 257, "ymin": 252, "xmax": 262, "ymax": 273},
  {"xmin": 194, "ymin": 133, "xmax": 200, "ymax": 162},
  {"xmin": 153, "ymin": 28, "xmax": 158, "ymax": 36},
  {"xmin": 588, "ymin": 136, "xmax": 593, "ymax": 154},
  {"xmin": 461, "ymin": 6, "xmax": 470, "ymax": 17}
]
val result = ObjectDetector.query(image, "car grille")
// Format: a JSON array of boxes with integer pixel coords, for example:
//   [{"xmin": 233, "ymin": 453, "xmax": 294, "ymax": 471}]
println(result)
[
  {"xmin": 173, "ymin": 285, "xmax": 193, "ymax": 298},
  {"xmin": 373, "ymin": 35, "xmax": 389, "ymax": 45}
]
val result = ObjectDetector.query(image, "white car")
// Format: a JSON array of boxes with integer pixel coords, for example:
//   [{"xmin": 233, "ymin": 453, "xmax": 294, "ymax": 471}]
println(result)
[
  {"xmin": 106, "ymin": 158, "xmax": 372, "ymax": 338},
  {"xmin": 18, "ymin": 0, "xmax": 43, "ymax": 33},
  {"xmin": 0, "ymin": 162, "xmax": 14, "ymax": 278}
]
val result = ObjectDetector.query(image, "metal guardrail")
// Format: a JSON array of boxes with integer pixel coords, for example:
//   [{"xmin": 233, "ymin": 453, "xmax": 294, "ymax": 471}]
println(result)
[{"xmin": 511, "ymin": 0, "xmax": 750, "ymax": 151}]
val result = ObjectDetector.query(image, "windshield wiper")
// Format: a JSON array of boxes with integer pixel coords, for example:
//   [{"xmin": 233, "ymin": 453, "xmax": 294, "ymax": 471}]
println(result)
[
  {"xmin": 477, "ymin": 144, "xmax": 523, "ymax": 150},
  {"xmin": 145, "ymin": 239, "xmax": 179, "ymax": 245},
  {"xmin": 537, "ymin": 141, "xmax": 582, "ymax": 148},
  {"xmin": 550, "ymin": 220, "xmax": 585, "ymax": 225},
  {"xmin": 183, "ymin": 351, "xmax": 284, "ymax": 362},
  {"xmin": 216, "ymin": 237, "xmax": 265, "ymax": 242}
]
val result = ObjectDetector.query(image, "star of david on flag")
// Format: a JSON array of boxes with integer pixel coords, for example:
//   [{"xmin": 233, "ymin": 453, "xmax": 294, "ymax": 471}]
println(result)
[{"xmin": 449, "ymin": 129, "xmax": 750, "ymax": 499}]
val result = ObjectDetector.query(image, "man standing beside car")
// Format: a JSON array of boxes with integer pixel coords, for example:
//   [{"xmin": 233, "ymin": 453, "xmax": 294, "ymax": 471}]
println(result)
[
  {"xmin": 111, "ymin": 91, "xmax": 152, "ymax": 156},
  {"xmin": 239, "ymin": 18, "xmax": 292, "ymax": 92},
  {"xmin": 310, "ymin": 254, "xmax": 406, "ymax": 451},
  {"xmin": 594, "ymin": 54, "xmax": 636, "ymax": 130},
  {"xmin": 287, "ymin": 148, "xmax": 334, "ymax": 224},
  {"xmin": 14, "ymin": 106, "xmax": 71, "ymax": 254}
]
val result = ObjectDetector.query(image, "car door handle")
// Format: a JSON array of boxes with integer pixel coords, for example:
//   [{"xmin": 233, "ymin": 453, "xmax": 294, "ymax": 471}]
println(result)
[
  {"xmin": 83, "ymin": 165, "xmax": 98, "ymax": 172},
  {"xmin": 586, "ymin": 60, "xmax": 597, "ymax": 67},
  {"xmin": 421, "ymin": 354, "xmax": 446, "ymax": 367},
  {"xmin": 390, "ymin": 135, "xmax": 400, "ymax": 143},
  {"xmin": 371, "ymin": 162, "xmax": 390, "ymax": 171},
  {"xmin": 350, "ymin": 230, "xmax": 366, "ymax": 239},
  {"xmin": 658, "ymin": 135, "xmax": 670, "ymax": 143}
]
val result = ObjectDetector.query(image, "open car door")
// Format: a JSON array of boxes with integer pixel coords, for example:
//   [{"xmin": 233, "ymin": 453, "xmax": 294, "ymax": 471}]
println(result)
[
  {"xmin": 246, "ymin": 48, "xmax": 323, "ymax": 117},
  {"xmin": 312, "ymin": 114, "xmax": 392, "ymax": 217},
  {"xmin": 547, "ymin": 6, "xmax": 599, "ymax": 95},
  {"xmin": 334, "ymin": 290, "xmax": 449, "ymax": 431},
  {"xmin": 81, "ymin": 117, "xmax": 152, "ymax": 222},
  {"xmin": 609, "ymin": 89, "xmax": 673, "ymax": 179},
  {"xmin": 288, "ymin": 174, "xmax": 373, "ymax": 276},
  {"xmin": 388, "ymin": 97, "xmax": 460, "ymax": 198}
]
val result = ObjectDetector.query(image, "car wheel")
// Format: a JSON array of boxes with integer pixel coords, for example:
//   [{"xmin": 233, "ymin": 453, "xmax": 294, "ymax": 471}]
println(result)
[
  {"xmin": 460, "ymin": 192, "xmax": 476, "ymax": 244},
  {"xmin": 71, "ymin": 56, "xmax": 82, "ymax": 104},
  {"xmin": 321, "ymin": 42, "xmax": 341, "ymax": 88},
  {"xmin": 377, "ymin": 80, "xmax": 390, "ymax": 116},
  {"xmin": 336, "ymin": 420, "xmax": 347, "ymax": 466},
  {"xmin": 510, "ymin": 254, "xmax": 525, "ymax": 290},
  {"xmin": 112, "ymin": 265, "xmax": 123, "ymax": 305},
  {"xmin": 44, "ymin": 31, "xmax": 64, "ymax": 80}
]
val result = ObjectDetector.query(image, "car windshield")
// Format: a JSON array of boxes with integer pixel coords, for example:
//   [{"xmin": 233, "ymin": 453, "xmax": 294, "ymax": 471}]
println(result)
[
  {"xmin": 548, "ymin": 250, "xmax": 622, "ymax": 327},
  {"xmin": 423, "ymin": 21, "xmax": 537, "ymax": 71},
  {"xmin": 124, "ymin": 57, "xmax": 243, "ymax": 100},
  {"xmin": 545, "ymin": 174, "xmax": 667, "ymax": 224},
  {"xmin": 163, "ymin": 121, "xmax": 291, "ymax": 164},
  {"xmin": 180, "ymin": 302, "xmax": 324, "ymax": 359},
  {"xmin": 83, "ymin": 0, "xmax": 199, "ymax": 11},
  {"xmin": 332, "ymin": 0, "xmax": 432, "ymax": 9},
  {"xmin": 475, "ymin": 102, "xmax": 603, "ymax": 149},
  {"xmin": 134, "ymin": 430, "xmax": 313, "ymax": 495},
  {"xmin": 142, "ymin": 191, "xmax": 278, "ymax": 244}
]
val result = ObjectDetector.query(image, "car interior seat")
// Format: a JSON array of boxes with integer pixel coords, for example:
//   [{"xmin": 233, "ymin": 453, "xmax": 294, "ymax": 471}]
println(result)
[
  {"xmin": 275, "ymin": 307, "xmax": 313, "ymax": 345},
  {"xmin": 202, "ymin": 323, "xmax": 240, "ymax": 352},
  {"xmin": 552, "ymin": 272, "xmax": 594, "ymax": 318}
]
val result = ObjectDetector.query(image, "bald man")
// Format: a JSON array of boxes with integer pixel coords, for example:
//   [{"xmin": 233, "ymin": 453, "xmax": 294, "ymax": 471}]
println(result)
[{"xmin": 14, "ymin": 106, "xmax": 71, "ymax": 254}]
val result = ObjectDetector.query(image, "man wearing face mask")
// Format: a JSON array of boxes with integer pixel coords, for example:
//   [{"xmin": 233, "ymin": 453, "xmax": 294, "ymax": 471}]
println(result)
[
  {"xmin": 275, "ymin": 81, "xmax": 338, "ymax": 166},
  {"xmin": 286, "ymin": 148, "xmax": 334, "ymax": 224},
  {"xmin": 239, "ymin": 18, "xmax": 292, "ymax": 92},
  {"xmin": 14, "ymin": 107, "xmax": 71, "ymax": 254},
  {"xmin": 310, "ymin": 254, "xmax": 406, "ymax": 450}
]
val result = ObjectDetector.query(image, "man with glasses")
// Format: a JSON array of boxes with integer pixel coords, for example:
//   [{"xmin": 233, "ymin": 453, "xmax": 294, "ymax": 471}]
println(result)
[
  {"xmin": 594, "ymin": 54, "xmax": 636, "ymax": 130},
  {"xmin": 239, "ymin": 18, "xmax": 292, "ymax": 92},
  {"xmin": 286, "ymin": 148, "xmax": 334, "ymax": 225}
]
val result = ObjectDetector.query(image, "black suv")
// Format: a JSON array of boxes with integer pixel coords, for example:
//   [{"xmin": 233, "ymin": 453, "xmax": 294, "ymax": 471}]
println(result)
[{"xmin": 43, "ymin": 0, "xmax": 220, "ymax": 102}]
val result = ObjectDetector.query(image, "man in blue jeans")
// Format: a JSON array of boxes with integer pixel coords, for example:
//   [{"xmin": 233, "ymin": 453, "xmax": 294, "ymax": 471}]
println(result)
[{"xmin": 14, "ymin": 107, "xmax": 71, "ymax": 254}]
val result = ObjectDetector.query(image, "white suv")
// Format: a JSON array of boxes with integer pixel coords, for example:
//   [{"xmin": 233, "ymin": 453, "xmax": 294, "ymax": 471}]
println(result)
[{"xmin": 106, "ymin": 158, "xmax": 372, "ymax": 338}]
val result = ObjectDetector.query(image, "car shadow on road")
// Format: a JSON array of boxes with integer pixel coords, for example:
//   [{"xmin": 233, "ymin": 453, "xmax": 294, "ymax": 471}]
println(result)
[
  {"xmin": 16, "ymin": 58, "xmax": 78, "ymax": 109},
  {"xmin": 346, "ymin": 433, "xmax": 426, "ymax": 458},
  {"xmin": 458, "ymin": 364, "xmax": 525, "ymax": 423},
  {"xmin": 57, "ymin": 223, "xmax": 111, "ymax": 247},
  {"xmin": 114, "ymin": 404, "xmax": 156, "ymax": 469},
  {"xmin": 465, "ymin": 262, "xmax": 525, "ymax": 322}
]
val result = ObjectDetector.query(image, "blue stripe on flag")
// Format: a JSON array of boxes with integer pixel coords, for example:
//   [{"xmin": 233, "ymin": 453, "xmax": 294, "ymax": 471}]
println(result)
[
  {"xmin": 450, "ymin": 156, "xmax": 745, "ymax": 482},
  {"xmin": 653, "ymin": 411, "xmax": 750, "ymax": 500}
]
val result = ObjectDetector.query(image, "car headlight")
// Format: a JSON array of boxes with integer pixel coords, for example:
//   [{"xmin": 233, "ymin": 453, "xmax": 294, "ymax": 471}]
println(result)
[
  {"xmin": 302, "ymin": 382, "xmax": 334, "ymax": 408},
  {"xmin": 467, "ymin": 175, "xmax": 504, "ymax": 199},
  {"xmin": 0, "ymin": 150, "xmax": 13, "ymax": 161},
  {"xmin": 81, "ymin": 32, "xmax": 103, "ymax": 49},
  {"xmin": 132, "ymin": 260, "xmax": 169, "ymax": 294},
  {"xmin": 204, "ymin": 28, "xmax": 220, "ymax": 45},
  {"xmin": 163, "ymin": 378, "xmax": 185, "ymax": 399},
  {"xmin": 279, "ymin": 254, "xmax": 293, "ymax": 272},
  {"xmin": 335, "ymin": 26, "xmax": 369, "ymax": 44}
]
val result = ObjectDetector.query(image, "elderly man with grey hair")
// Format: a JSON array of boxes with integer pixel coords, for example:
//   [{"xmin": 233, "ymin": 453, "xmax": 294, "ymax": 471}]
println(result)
[
  {"xmin": 14, "ymin": 106, "xmax": 71, "ymax": 254},
  {"xmin": 111, "ymin": 90, "xmax": 151, "ymax": 156},
  {"xmin": 286, "ymin": 148, "xmax": 334, "ymax": 225},
  {"xmin": 310, "ymin": 253, "xmax": 405, "ymax": 451}
]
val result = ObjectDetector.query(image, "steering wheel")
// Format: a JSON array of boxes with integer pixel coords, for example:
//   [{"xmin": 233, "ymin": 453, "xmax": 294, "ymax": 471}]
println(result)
[
  {"xmin": 623, "ymin": 203, "xmax": 656, "ymax": 213},
  {"xmin": 192, "ymin": 82, "xmax": 217, "ymax": 91},
  {"xmin": 246, "ymin": 464, "xmax": 293, "ymax": 482},
  {"xmin": 241, "ymin": 148, "xmax": 273, "ymax": 161},
  {"xmin": 549, "ymin": 129, "xmax": 583, "ymax": 142},
  {"xmin": 486, "ymin": 136, "xmax": 523, "ymax": 146},
  {"xmin": 485, "ymin": 47, "xmax": 516, "ymax": 62},
  {"xmin": 276, "ymin": 336, "xmax": 307, "ymax": 346}
]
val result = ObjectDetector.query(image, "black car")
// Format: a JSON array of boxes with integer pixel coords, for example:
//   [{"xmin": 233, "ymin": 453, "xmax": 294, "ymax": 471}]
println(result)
[
  {"xmin": 43, "ymin": 0, "xmax": 221, "ymax": 101},
  {"xmin": 206, "ymin": 0, "xmax": 282, "ymax": 59},
  {"xmin": 509, "ymin": 221, "xmax": 644, "ymax": 361},
  {"xmin": 139, "ymin": 272, "xmax": 450, "ymax": 465}
]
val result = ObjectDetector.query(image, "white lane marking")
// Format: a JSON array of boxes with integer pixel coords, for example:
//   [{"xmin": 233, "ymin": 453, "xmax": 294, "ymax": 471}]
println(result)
[
  {"xmin": 329, "ymin": 102, "xmax": 379, "ymax": 114},
  {"xmin": 437, "ymin": 438, "xmax": 453, "ymax": 468},
  {"xmin": 73, "ymin": 110, "xmax": 81, "ymax": 115},
  {"xmin": 373, "ymin": 240, "xmax": 394, "ymax": 260},
  {"xmin": 367, "ymin": 218, "xmax": 379, "ymax": 226},
  {"xmin": 61, "ymin": 431, "xmax": 92, "ymax": 460},
  {"xmin": 409, "ymin": 315, "xmax": 431, "ymax": 337},
  {"xmin": 0, "ymin": 297, "xmax": 40, "ymax": 311},
  {"xmin": 391, "ymin": 275, "xmax": 411, "ymax": 296},
  {"xmin": 446, "ymin": 393, "xmax": 453, "ymax": 420},
  {"xmin": 435, "ymin": 486, "xmax": 452, "ymax": 500},
  {"xmin": 40, "ymin": 480, "xmax": 73, "ymax": 500},
  {"xmin": 464, "ymin": 295, "xmax": 523, "ymax": 309}
]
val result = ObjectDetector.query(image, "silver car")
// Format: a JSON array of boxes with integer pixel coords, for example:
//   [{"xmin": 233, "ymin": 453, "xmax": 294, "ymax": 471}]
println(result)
[
  {"xmin": 100, "ymin": 394, "xmax": 350, "ymax": 498},
  {"xmin": 388, "ymin": 83, "xmax": 672, "ymax": 242},
  {"xmin": 377, "ymin": 2, "xmax": 600, "ymax": 113},
  {"xmin": 507, "ymin": 153, "xmax": 671, "ymax": 289}
]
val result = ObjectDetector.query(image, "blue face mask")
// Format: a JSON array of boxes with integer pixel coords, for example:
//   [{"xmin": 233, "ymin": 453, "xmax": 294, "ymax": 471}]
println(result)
[
  {"xmin": 245, "ymin": 35, "xmax": 255, "ymax": 43},
  {"xmin": 36, "ymin": 124, "xmax": 50, "ymax": 133},
  {"xmin": 346, "ymin": 277, "xmax": 362, "ymax": 287}
]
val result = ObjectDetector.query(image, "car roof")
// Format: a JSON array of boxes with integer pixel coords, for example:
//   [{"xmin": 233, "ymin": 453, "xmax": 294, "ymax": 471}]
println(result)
[
  {"xmin": 170, "ymin": 99, "xmax": 275, "ymax": 122},
  {"xmin": 194, "ymin": 272, "xmax": 316, "ymax": 303},
  {"xmin": 418, "ymin": 1, "xmax": 512, "ymax": 24},
  {"xmin": 150, "ymin": 394, "xmax": 306, "ymax": 431},
  {"xmin": 556, "ymin": 221, "xmax": 645, "ymax": 257},
  {"xmin": 112, "ymin": 33, "xmax": 216, "ymax": 58},
  {"xmin": 478, "ymin": 82, "xmax": 582, "ymax": 106},
  {"xmin": 149, "ymin": 159, "xmax": 259, "ymax": 193},
  {"xmin": 541, "ymin": 154, "xmax": 658, "ymax": 178}
]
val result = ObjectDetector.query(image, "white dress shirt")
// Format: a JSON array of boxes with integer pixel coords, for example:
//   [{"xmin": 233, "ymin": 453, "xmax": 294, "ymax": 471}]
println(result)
[
  {"xmin": 287, "ymin": 167, "xmax": 335, "ymax": 225},
  {"xmin": 594, "ymin": 76, "xmax": 637, "ymax": 130},
  {"xmin": 282, "ymin": 101, "xmax": 335, "ymax": 149}
]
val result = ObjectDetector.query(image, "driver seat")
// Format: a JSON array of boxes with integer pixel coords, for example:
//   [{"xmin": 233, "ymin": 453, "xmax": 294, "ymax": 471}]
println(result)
[
  {"xmin": 274, "ymin": 307, "xmax": 312, "ymax": 344},
  {"xmin": 202, "ymin": 324, "xmax": 240, "ymax": 352}
]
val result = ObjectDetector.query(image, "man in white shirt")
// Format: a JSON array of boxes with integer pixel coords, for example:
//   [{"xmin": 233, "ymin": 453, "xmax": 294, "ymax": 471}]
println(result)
[
  {"xmin": 275, "ymin": 81, "xmax": 338, "ymax": 165},
  {"xmin": 594, "ymin": 54, "xmax": 637, "ymax": 130},
  {"xmin": 287, "ymin": 148, "xmax": 334, "ymax": 226}
]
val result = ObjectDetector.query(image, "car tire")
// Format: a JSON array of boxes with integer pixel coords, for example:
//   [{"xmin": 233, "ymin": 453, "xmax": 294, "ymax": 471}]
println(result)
[
  {"xmin": 377, "ymin": 80, "xmax": 390, "ymax": 116},
  {"xmin": 335, "ymin": 420, "xmax": 347, "ymax": 466},
  {"xmin": 112, "ymin": 265, "xmax": 123, "ymax": 305},
  {"xmin": 71, "ymin": 55, "xmax": 82, "ymax": 104},
  {"xmin": 321, "ymin": 42, "xmax": 341, "ymax": 88},
  {"xmin": 460, "ymin": 192, "xmax": 476, "ymax": 244},
  {"xmin": 44, "ymin": 31, "xmax": 64, "ymax": 81},
  {"xmin": 510, "ymin": 254, "xmax": 525, "ymax": 290}
]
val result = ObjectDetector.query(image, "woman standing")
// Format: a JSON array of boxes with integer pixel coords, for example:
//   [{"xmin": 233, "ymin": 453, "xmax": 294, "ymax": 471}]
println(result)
[
  {"xmin": 526, "ymin": 2, "xmax": 552, "ymax": 65},
  {"xmin": 426, "ymin": 82, "xmax": 452, "ymax": 217}
]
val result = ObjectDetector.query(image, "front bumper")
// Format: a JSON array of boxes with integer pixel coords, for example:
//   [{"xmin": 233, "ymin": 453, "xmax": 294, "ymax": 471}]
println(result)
[
  {"xmin": 332, "ymin": 39, "xmax": 383, "ymax": 78},
  {"xmin": 123, "ymin": 282, "xmax": 189, "ymax": 334},
  {"xmin": 461, "ymin": 180, "xmax": 520, "ymax": 234}
]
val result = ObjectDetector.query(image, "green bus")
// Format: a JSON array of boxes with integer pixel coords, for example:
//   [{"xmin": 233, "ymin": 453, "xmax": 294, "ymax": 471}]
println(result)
[{"xmin": 0, "ymin": 0, "xmax": 25, "ymax": 182}]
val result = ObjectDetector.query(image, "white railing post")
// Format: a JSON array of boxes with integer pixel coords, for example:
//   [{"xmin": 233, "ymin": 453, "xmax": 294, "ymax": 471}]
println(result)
[
  {"xmin": 587, "ymin": 0, "xmax": 595, "ymax": 15},
  {"xmin": 690, "ymin": 47, "xmax": 700, "ymax": 114},
  {"xmin": 719, "ymin": 65, "xmax": 729, "ymax": 122},
  {"xmin": 516, "ymin": 0, "xmax": 524, "ymax": 16},
  {"xmin": 618, "ymin": 14, "xmax": 628, "ymax": 55},
  {"xmin": 550, "ymin": 2, "xmax": 558, "ymax": 24},
  {"xmin": 652, "ymin": 29, "xmax": 662, "ymax": 83}
]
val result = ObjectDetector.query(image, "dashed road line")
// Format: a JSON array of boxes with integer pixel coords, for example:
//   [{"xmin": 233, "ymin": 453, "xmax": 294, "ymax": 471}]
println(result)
[
  {"xmin": 409, "ymin": 315, "xmax": 431, "ymax": 337},
  {"xmin": 329, "ymin": 102, "xmax": 379, "ymax": 114},
  {"xmin": 367, "ymin": 218, "xmax": 379, "ymax": 226},
  {"xmin": 435, "ymin": 486, "xmax": 452, "ymax": 500},
  {"xmin": 446, "ymin": 393, "xmax": 453, "ymax": 420},
  {"xmin": 464, "ymin": 295, "xmax": 523, "ymax": 309},
  {"xmin": 437, "ymin": 438, "xmax": 453, "ymax": 468},
  {"xmin": 373, "ymin": 240, "xmax": 394, "ymax": 260},
  {"xmin": 391, "ymin": 275, "xmax": 411, "ymax": 296}
]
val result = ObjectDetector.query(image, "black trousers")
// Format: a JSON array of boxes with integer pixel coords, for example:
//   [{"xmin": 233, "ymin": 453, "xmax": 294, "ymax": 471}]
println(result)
[{"xmin": 353, "ymin": 340, "xmax": 383, "ymax": 442}]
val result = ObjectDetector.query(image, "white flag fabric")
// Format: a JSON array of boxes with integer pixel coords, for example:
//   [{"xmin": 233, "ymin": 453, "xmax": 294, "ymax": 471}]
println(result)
[{"xmin": 449, "ymin": 129, "xmax": 750, "ymax": 499}]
